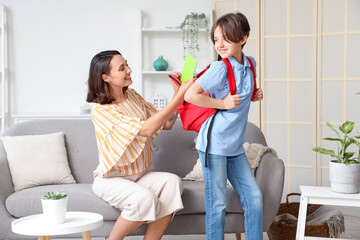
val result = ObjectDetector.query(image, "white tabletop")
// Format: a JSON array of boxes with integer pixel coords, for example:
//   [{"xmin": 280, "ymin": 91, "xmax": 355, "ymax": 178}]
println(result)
[
  {"xmin": 12, "ymin": 211, "xmax": 103, "ymax": 236},
  {"xmin": 299, "ymin": 185, "xmax": 360, "ymax": 208},
  {"xmin": 300, "ymin": 186, "xmax": 360, "ymax": 199}
]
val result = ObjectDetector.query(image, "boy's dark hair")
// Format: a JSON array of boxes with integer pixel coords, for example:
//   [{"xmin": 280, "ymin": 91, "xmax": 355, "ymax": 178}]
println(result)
[
  {"xmin": 86, "ymin": 50, "xmax": 127, "ymax": 104},
  {"xmin": 211, "ymin": 12, "xmax": 250, "ymax": 47}
]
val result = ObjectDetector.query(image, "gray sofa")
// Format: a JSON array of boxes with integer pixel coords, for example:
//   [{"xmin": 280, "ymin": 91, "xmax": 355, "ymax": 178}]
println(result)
[{"xmin": 0, "ymin": 119, "xmax": 284, "ymax": 240}]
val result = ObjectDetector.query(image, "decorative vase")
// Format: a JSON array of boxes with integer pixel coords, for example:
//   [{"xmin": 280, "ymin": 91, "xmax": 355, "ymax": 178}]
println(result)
[
  {"xmin": 41, "ymin": 198, "xmax": 68, "ymax": 224},
  {"xmin": 153, "ymin": 56, "xmax": 168, "ymax": 71},
  {"xmin": 329, "ymin": 161, "xmax": 360, "ymax": 194}
]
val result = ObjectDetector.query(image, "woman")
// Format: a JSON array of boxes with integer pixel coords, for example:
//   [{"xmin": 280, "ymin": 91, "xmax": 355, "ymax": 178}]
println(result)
[{"xmin": 86, "ymin": 50, "xmax": 194, "ymax": 240}]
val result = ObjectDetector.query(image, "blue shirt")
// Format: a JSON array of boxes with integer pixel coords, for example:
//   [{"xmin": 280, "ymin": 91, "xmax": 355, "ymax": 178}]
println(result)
[{"xmin": 196, "ymin": 54, "xmax": 256, "ymax": 156}]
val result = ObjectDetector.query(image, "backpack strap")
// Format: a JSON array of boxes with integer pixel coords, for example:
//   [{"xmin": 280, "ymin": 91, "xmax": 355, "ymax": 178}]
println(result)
[
  {"xmin": 246, "ymin": 57, "xmax": 257, "ymax": 101},
  {"xmin": 204, "ymin": 109, "xmax": 219, "ymax": 167},
  {"xmin": 221, "ymin": 58, "xmax": 236, "ymax": 95},
  {"xmin": 196, "ymin": 64, "xmax": 211, "ymax": 78}
]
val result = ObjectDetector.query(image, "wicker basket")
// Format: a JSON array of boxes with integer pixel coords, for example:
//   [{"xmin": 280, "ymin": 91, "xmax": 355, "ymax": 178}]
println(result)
[{"xmin": 267, "ymin": 193, "xmax": 330, "ymax": 240}]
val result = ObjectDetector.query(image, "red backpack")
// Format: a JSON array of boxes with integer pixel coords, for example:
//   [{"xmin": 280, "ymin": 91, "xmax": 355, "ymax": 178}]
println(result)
[
  {"xmin": 169, "ymin": 57, "xmax": 257, "ymax": 167},
  {"xmin": 170, "ymin": 57, "xmax": 257, "ymax": 133}
]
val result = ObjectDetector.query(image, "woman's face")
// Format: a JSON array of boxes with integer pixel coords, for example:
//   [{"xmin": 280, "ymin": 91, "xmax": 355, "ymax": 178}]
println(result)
[{"xmin": 102, "ymin": 54, "xmax": 132, "ymax": 89}]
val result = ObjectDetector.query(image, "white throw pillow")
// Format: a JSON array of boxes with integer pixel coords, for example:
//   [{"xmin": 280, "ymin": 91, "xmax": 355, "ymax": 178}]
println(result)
[{"xmin": 1, "ymin": 132, "xmax": 76, "ymax": 192}]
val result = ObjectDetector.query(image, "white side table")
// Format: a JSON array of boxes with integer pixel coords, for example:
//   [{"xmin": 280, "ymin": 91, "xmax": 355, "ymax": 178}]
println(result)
[
  {"xmin": 296, "ymin": 185, "xmax": 360, "ymax": 240},
  {"xmin": 12, "ymin": 211, "xmax": 103, "ymax": 240}
]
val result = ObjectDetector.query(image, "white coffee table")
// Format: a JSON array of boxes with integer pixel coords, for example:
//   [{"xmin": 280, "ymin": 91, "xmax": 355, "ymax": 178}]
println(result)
[{"xmin": 12, "ymin": 211, "xmax": 103, "ymax": 240}]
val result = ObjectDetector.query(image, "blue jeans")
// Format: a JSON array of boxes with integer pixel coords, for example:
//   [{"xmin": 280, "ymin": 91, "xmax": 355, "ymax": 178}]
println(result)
[{"xmin": 199, "ymin": 151, "xmax": 263, "ymax": 240}]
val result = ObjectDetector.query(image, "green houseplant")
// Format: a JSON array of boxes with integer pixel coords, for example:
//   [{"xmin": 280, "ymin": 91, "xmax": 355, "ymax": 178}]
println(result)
[
  {"xmin": 41, "ymin": 191, "xmax": 68, "ymax": 224},
  {"xmin": 313, "ymin": 121, "xmax": 360, "ymax": 193},
  {"xmin": 42, "ymin": 191, "xmax": 67, "ymax": 200},
  {"xmin": 179, "ymin": 12, "xmax": 208, "ymax": 59}
]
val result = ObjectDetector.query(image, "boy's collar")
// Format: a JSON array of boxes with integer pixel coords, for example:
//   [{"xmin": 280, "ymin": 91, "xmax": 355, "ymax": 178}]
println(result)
[{"xmin": 228, "ymin": 53, "xmax": 250, "ymax": 69}]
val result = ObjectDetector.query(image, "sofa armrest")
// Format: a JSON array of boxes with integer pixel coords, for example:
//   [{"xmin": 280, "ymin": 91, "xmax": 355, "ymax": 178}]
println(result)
[
  {"xmin": 0, "ymin": 144, "xmax": 15, "ymax": 239},
  {"xmin": 255, "ymin": 152, "xmax": 284, "ymax": 231}
]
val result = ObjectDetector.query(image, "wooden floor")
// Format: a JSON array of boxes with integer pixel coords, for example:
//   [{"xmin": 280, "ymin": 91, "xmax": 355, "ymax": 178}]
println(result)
[
  {"xmin": 124, "ymin": 215, "xmax": 360, "ymax": 239},
  {"xmin": 54, "ymin": 214, "xmax": 360, "ymax": 240}
]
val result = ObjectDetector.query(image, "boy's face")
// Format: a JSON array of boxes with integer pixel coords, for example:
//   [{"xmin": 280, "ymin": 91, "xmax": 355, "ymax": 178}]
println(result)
[{"xmin": 213, "ymin": 26, "xmax": 248, "ymax": 63}]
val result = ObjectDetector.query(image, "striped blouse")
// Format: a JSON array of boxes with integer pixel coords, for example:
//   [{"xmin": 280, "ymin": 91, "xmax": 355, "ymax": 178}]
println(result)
[{"xmin": 92, "ymin": 88, "xmax": 160, "ymax": 176}]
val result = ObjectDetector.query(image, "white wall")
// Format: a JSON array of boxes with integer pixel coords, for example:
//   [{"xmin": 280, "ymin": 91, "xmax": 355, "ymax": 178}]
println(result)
[{"xmin": 0, "ymin": 0, "xmax": 211, "ymax": 118}]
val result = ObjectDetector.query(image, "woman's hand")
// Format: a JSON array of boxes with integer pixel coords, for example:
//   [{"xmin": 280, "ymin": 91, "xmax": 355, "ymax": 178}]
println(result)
[
  {"xmin": 252, "ymin": 88, "xmax": 264, "ymax": 102},
  {"xmin": 170, "ymin": 72, "xmax": 181, "ymax": 93},
  {"xmin": 178, "ymin": 77, "xmax": 196, "ymax": 96},
  {"xmin": 223, "ymin": 93, "xmax": 241, "ymax": 109}
]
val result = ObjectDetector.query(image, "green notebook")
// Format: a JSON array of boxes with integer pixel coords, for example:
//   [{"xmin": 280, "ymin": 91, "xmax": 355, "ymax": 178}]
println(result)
[{"xmin": 180, "ymin": 53, "xmax": 197, "ymax": 83}]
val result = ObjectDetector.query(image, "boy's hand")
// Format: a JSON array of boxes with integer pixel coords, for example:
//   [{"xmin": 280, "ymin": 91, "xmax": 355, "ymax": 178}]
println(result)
[
  {"xmin": 252, "ymin": 88, "xmax": 263, "ymax": 102},
  {"xmin": 223, "ymin": 93, "xmax": 241, "ymax": 109}
]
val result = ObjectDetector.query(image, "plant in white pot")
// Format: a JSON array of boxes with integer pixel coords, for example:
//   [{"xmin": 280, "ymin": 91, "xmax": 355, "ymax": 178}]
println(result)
[
  {"xmin": 313, "ymin": 121, "xmax": 360, "ymax": 194},
  {"xmin": 41, "ymin": 191, "xmax": 68, "ymax": 224}
]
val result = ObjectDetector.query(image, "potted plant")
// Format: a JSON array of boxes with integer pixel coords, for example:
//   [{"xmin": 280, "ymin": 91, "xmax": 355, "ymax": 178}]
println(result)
[
  {"xmin": 313, "ymin": 121, "xmax": 360, "ymax": 193},
  {"xmin": 179, "ymin": 12, "xmax": 208, "ymax": 59},
  {"xmin": 41, "ymin": 191, "xmax": 68, "ymax": 224}
]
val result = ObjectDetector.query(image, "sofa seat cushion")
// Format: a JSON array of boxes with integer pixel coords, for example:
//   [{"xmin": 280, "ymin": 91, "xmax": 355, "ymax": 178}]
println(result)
[
  {"xmin": 180, "ymin": 181, "xmax": 244, "ymax": 215},
  {"xmin": 6, "ymin": 181, "xmax": 244, "ymax": 221},
  {"xmin": 6, "ymin": 183, "xmax": 120, "ymax": 220}
]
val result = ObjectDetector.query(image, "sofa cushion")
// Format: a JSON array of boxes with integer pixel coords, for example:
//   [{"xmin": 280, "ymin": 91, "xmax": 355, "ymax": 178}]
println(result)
[
  {"xmin": 5, "ymin": 184, "xmax": 120, "ymax": 220},
  {"xmin": 6, "ymin": 180, "xmax": 244, "ymax": 221},
  {"xmin": 1, "ymin": 132, "xmax": 75, "ymax": 191},
  {"xmin": 180, "ymin": 181, "xmax": 244, "ymax": 214}
]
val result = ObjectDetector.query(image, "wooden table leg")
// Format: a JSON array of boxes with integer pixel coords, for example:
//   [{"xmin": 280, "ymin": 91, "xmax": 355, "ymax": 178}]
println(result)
[
  {"xmin": 235, "ymin": 233, "xmax": 241, "ymax": 240},
  {"xmin": 82, "ymin": 231, "xmax": 91, "ymax": 240},
  {"xmin": 38, "ymin": 236, "xmax": 50, "ymax": 240}
]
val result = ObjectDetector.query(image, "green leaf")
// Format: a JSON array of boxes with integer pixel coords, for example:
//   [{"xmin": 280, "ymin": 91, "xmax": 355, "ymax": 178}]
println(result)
[
  {"xmin": 312, "ymin": 147, "xmax": 335, "ymax": 155},
  {"xmin": 323, "ymin": 137, "xmax": 342, "ymax": 142},
  {"xmin": 344, "ymin": 139, "xmax": 355, "ymax": 150},
  {"xmin": 326, "ymin": 121, "xmax": 340, "ymax": 138},
  {"xmin": 344, "ymin": 152, "xmax": 355, "ymax": 159},
  {"xmin": 339, "ymin": 121, "xmax": 354, "ymax": 134},
  {"xmin": 355, "ymin": 135, "xmax": 360, "ymax": 139},
  {"xmin": 42, "ymin": 191, "xmax": 67, "ymax": 200}
]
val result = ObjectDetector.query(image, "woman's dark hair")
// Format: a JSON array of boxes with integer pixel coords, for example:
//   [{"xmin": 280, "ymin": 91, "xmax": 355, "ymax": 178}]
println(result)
[
  {"xmin": 211, "ymin": 12, "xmax": 250, "ymax": 47},
  {"xmin": 86, "ymin": 50, "xmax": 127, "ymax": 104}
]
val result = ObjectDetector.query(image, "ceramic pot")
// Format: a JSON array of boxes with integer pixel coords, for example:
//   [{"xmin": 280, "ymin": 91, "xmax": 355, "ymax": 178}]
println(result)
[
  {"xmin": 41, "ymin": 198, "xmax": 68, "ymax": 224},
  {"xmin": 153, "ymin": 56, "xmax": 168, "ymax": 71},
  {"xmin": 329, "ymin": 161, "xmax": 360, "ymax": 194}
]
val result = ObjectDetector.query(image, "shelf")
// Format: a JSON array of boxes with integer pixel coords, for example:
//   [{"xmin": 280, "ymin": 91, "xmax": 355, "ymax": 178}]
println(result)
[
  {"xmin": 142, "ymin": 71, "xmax": 173, "ymax": 75},
  {"xmin": 142, "ymin": 28, "xmax": 181, "ymax": 32},
  {"xmin": 141, "ymin": 28, "xmax": 208, "ymax": 33}
]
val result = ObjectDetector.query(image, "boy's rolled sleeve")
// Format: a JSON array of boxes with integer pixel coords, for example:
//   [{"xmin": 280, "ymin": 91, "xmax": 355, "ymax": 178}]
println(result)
[{"xmin": 197, "ymin": 61, "xmax": 227, "ymax": 94}]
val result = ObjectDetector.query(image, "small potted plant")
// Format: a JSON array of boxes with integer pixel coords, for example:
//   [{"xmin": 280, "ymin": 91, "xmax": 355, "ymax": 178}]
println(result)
[
  {"xmin": 313, "ymin": 121, "xmax": 360, "ymax": 193},
  {"xmin": 41, "ymin": 191, "xmax": 68, "ymax": 224}
]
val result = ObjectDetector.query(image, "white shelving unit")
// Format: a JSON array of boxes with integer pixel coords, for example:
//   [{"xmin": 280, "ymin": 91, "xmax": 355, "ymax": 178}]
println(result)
[
  {"xmin": 138, "ymin": 10, "xmax": 213, "ymax": 103},
  {"xmin": 0, "ymin": 5, "xmax": 7, "ymax": 133}
]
